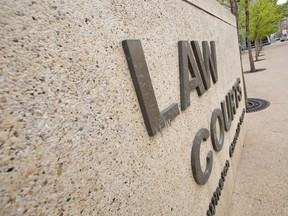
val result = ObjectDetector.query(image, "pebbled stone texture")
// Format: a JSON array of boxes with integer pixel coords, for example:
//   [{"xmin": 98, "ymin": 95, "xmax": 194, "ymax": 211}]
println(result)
[{"xmin": 0, "ymin": 0, "xmax": 245, "ymax": 215}]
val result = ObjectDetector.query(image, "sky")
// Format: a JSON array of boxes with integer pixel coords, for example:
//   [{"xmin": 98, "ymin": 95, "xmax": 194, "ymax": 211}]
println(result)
[{"xmin": 277, "ymin": 0, "xmax": 287, "ymax": 4}]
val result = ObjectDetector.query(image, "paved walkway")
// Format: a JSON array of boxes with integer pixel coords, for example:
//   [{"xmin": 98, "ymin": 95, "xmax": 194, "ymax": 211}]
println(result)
[{"xmin": 228, "ymin": 41, "xmax": 288, "ymax": 216}]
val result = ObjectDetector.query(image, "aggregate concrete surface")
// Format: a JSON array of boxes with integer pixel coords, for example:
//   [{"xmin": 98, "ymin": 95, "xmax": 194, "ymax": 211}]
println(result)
[
  {"xmin": 228, "ymin": 41, "xmax": 288, "ymax": 215},
  {"xmin": 0, "ymin": 1, "xmax": 244, "ymax": 215}
]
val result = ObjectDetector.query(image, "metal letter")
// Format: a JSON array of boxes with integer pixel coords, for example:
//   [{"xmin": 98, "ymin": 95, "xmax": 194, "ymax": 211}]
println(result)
[
  {"xmin": 191, "ymin": 41, "xmax": 211, "ymax": 90},
  {"xmin": 122, "ymin": 40, "xmax": 180, "ymax": 136},
  {"xmin": 213, "ymin": 192, "xmax": 219, "ymax": 204},
  {"xmin": 233, "ymin": 82, "xmax": 239, "ymax": 108},
  {"xmin": 207, "ymin": 210, "xmax": 213, "ymax": 216},
  {"xmin": 203, "ymin": 41, "xmax": 218, "ymax": 84},
  {"xmin": 236, "ymin": 78, "xmax": 242, "ymax": 102},
  {"xmin": 229, "ymin": 89, "xmax": 236, "ymax": 119},
  {"xmin": 179, "ymin": 41, "xmax": 206, "ymax": 110},
  {"xmin": 191, "ymin": 128, "xmax": 213, "ymax": 185},
  {"xmin": 216, "ymin": 187, "xmax": 221, "ymax": 197},
  {"xmin": 210, "ymin": 41, "xmax": 217, "ymax": 76},
  {"xmin": 210, "ymin": 109, "xmax": 225, "ymax": 152},
  {"xmin": 219, "ymin": 178, "xmax": 224, "ymax": 190},
  {"xmin": 220, "ymin": 94, "xmax": 232, "ymax": 132},
  {"xmin": 209, "ymin": 203, "xmax": 216, "ymax": 215}
]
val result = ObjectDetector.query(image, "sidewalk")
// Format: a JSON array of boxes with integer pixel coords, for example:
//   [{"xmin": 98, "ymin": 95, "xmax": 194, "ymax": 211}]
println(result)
[{"xmin": 228, "ymin": 41, "xmax": 288, "ymax": 215}]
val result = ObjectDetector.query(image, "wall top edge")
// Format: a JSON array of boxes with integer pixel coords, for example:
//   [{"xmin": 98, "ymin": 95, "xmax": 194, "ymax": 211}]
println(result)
[{"xmin": 182, "ymin": 0, "xmax": 236, "ymax": 27}]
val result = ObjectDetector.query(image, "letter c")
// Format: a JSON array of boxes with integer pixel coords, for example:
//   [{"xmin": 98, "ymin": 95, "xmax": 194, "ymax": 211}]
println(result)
[{"xmin": 191, "ymin": 128, "xmax": 213, "ymax": 185}]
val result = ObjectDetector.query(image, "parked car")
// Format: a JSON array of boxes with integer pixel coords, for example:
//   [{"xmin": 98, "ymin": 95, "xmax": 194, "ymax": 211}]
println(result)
[
  {"xmin": 243, "ymin": 35, "xmax": 271, "ymax": 50},
  {"xmin": 280, "ymin": 34, "xmax": 287, "ymax": 42}
]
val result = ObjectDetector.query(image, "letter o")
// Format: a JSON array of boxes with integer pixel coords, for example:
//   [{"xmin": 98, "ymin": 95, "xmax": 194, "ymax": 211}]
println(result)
[{"xmin": 210, "ymin": 108, "xmax": 225, "ymax": 152}]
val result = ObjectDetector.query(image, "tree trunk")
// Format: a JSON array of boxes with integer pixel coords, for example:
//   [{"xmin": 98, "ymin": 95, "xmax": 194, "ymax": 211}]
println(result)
[
  {"xmin": 230, "ymin": 0, "xmax": 248, "ymax": 108},
  {"xmin": 255, "ymin": 36, "xmax": 259, "ymax": 61},
  {"xmin": 245, "ymin": 0, "xmax": 256, "ymax": 72},
  {"xmin": 260, "ymin": 37, "xmax": 263, "ymax": 51}
]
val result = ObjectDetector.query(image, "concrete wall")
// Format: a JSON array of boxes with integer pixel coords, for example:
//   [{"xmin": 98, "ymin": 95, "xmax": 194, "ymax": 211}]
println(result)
[{"xmin": 0, "ymin": 0, "xmax": 246, "ymax": 215}]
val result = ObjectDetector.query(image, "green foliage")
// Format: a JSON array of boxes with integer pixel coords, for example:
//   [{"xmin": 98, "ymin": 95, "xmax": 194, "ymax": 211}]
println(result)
[
  {"xmin": 238, "ymin": 0, "xmax": 287, "ymax": 41},
  {"xmin": 276, "ymin": 1, "xmax": 288, "ymax": 17},
  {"xmin": 238, "ymin": 0, "xmax": 247, "ymax": 41},
  {"xmin": 250, "ymin": 0, "xmax": 279, "ymax": 39}
]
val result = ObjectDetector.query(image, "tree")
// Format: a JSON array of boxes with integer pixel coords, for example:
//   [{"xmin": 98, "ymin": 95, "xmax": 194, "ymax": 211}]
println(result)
[
  {"xmin": 230, "ymin": 0, "xmax": 249, "ymax": 107},
  {"xmin": 245, "ymin": 0, "xmax": 256, "ymax": 72},
  {"xmin": 249, "ymin": 0, "xmax": 281, "ymax": 61},
  {"xmin": 218, "ymin": 0, "xmax": 249, "ymax": 107},
  {"xmin": 276, "ymin": 1, "xmax": 288, "ymax": 36}
]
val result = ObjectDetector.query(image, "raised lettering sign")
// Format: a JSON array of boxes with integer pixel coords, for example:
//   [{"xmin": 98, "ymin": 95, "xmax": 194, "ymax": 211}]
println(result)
[
  {"xmin": 122, "ymin": 40, "xmax": 180, "ymax": 136},
  {"xmin": 123, "ymin": 39, "xmax": 244, "ymax": 186}
]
